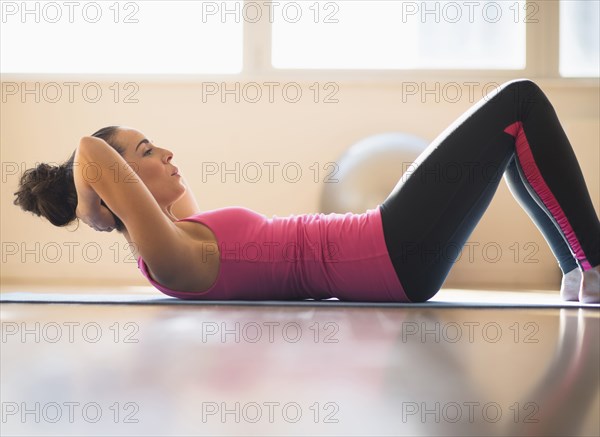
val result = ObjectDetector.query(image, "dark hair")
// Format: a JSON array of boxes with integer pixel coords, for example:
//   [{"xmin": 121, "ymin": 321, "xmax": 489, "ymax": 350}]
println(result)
[{"xmin": 13, "ymin": 126, "xmax": 126, "ymax": 232}]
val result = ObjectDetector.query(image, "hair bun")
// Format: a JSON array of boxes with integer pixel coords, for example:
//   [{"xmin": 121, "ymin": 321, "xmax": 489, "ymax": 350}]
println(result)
[
  {"xmin": 29, "ymin": 163, "xmax": 59, "ymax": 192},
  {"xmin": 13, "ymin": 162, "xmax": 78, "ymax": 226}
]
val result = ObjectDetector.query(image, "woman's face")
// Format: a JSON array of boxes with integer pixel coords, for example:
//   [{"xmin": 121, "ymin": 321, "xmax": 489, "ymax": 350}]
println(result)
[{"xmin": 115, "ymin": 127, "xmax": 186, "ymax": 208}]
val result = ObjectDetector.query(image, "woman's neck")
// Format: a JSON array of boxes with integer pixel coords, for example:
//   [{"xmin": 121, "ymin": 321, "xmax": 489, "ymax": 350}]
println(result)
[{"xmin": 163, "ymin": 205, "xmax": 179, "ymax": 222}]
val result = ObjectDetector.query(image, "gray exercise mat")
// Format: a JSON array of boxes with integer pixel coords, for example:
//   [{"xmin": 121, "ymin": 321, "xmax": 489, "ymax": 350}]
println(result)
[{"xmin": 1, "ymin": 288, "xmax": 598, "ymax": 308}]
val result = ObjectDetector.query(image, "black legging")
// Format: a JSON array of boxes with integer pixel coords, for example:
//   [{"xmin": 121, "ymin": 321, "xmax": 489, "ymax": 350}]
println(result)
[{"xmin": 380, "ymin": 79, "xmax": 600, "ymax": 302}]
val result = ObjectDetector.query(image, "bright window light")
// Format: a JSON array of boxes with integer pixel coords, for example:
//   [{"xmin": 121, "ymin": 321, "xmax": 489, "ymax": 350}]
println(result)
[
  {"xmin": 272, "ymin": 0, "xmax": 526, "ymax": 70},
  {"xmin": 559, "ymin": 0, "xmax": 600, "ymax": 77},
  {"xmin": 0, "ymin": 1, "xmax": 243, "ymax": 74}
]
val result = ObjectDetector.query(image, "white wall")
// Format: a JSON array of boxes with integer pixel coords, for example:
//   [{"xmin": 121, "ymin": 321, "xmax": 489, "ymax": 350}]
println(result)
[{"xmin": 1, "ymin": 78, "xmax": 598, "ymax": 290}]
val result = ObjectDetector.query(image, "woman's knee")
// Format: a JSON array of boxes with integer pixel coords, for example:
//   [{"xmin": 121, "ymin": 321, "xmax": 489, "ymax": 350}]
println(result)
[
  {"xmin": 500, "ymin": 77, "xmax": 537, "ymax": 90},
  {"xmin": 499, "ymin": 78, "xmax": 544, "ymax": 101}
]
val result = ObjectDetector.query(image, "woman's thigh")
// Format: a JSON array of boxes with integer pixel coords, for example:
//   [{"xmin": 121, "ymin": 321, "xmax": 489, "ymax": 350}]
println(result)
[{"xmin": 379, "ymin": 80, "xmax": 536, "ymax": 301}]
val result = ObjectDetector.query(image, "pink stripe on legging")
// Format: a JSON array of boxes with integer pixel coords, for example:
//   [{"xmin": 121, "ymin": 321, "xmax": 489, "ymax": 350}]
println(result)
[{"xmin": 504, "ymin": 121, "xmax": 592, "ymax": 270}]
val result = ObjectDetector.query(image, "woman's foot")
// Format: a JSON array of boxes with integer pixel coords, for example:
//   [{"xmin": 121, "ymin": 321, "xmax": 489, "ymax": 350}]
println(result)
[
  {"xmin": 560, "ymin": 268, "xmax": 582, "ymax": 301},
  {"xmin": 580, "ymin": 265, "xmax": 600, "ymax": 303}
]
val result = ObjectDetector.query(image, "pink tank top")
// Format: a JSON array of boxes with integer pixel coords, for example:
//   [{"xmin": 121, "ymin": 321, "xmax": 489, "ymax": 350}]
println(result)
[{"xmin": 137, "ymin": 206, "xmax": 409, "ymax": 302}]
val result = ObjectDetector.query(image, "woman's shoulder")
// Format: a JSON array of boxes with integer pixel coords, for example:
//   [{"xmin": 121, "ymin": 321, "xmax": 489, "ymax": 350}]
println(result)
[
  {"xmin": 127, "ymin": 217, "xmax": 221, "ymax": 292},
  {"xmin": 181, "ymin": 206, "xmax": 265, "ymax": 220},
  {"xmin": 122, "ymin": 215, "xmax": 218, "ymax": 266}
]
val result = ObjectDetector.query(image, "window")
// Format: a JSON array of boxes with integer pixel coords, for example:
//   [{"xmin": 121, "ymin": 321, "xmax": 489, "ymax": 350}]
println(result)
[
  {"xmin": 0, "ymin": 1, "xmax": 243, "ymax": 74},
  {"xmin": 559, "ymin": 0, "xmax": 600, "ymax": 77},
  {"xmin": 2, "ymin": 0, "xmax": 598, "ymax": 79},
  {"xmin": 272, "ymin": 1, "xmax": 526, "ymax": 70}
]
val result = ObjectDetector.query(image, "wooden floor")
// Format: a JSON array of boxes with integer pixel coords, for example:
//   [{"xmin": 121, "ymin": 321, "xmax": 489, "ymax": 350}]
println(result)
[{"xmin": 1, "ymin": 290, "xmax": 599, "ymax": 436}]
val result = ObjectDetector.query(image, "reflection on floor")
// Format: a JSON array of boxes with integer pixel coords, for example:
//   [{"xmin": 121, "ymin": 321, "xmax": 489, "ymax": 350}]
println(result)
[{"xmin": 1, "ymin": 287, "xmax": 599, "ymax": 437}]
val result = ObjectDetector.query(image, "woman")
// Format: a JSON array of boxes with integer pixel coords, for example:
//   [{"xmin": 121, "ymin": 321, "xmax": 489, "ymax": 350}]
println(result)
[{"xmin": 13, "ymin": 79, "xmax": 600, "ymax": 303}]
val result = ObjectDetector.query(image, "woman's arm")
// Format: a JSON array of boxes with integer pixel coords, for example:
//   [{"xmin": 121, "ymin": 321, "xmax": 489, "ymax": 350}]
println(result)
[
  {"xmin": 74, "ymin": 136, "xmax": 196, "ymax": 284},
  {"xmin": 74, "ymin": 146, "xmax": 116, "ymax": 232}
]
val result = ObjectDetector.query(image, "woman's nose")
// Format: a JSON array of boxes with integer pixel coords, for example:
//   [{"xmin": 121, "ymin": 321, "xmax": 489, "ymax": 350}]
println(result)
[{"xmin": 163, "ymin": 149, "xmax": 173, "ymax": 163}]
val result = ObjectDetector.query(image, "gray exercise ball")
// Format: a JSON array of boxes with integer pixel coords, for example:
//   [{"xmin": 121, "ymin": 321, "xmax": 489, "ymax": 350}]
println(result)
[{"xmin": 320, "ymin": 132, "xmax": 429, "ymax": 214}]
